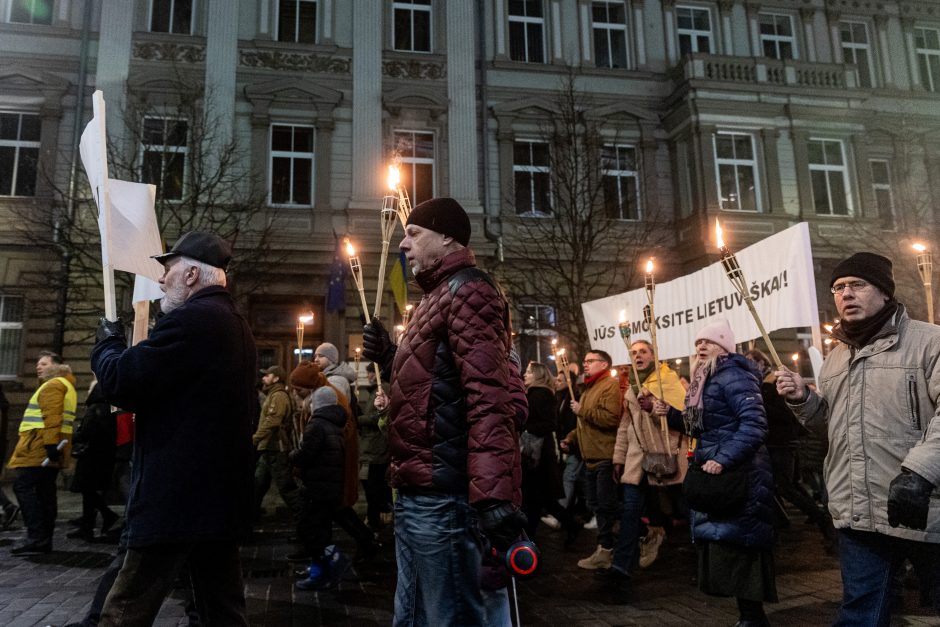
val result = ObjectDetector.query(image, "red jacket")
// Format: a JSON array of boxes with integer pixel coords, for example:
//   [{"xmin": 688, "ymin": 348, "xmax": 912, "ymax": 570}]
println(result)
[{"xmin": 387, "ymin": 248, "xmax": 523, "ymax": 505}]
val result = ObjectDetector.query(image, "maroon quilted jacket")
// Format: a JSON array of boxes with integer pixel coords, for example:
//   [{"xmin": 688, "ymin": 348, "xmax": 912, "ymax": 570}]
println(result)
[{"xmin": 387, "ymin": 248, "xmax": 523, "ymax": 506}]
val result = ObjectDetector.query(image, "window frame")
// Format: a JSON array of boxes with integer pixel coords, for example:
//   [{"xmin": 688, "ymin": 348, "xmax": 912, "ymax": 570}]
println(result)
[
  {"xmin": 676, "ymin": 5, "xmax": 713, "ymax": 55},
  {"xmin": 0, "ymin": 294, "xmax": 24, "ymax": 379},
  {"xmin": 516, "ymin": 303, "xmax": 558, "ymax": 367},
  {"xmin": 392, "ymin": 130, "xmax": 436, "ymax": 206},
  {"xmin": 508, "ymin": 0, "xmax": 547, "ymax": 64},
  {"xmin": 0, "ymin": 112, "xmax": 41, "ymax": 198},
  {"xmin": 513, "ymin": 139, "xmax": 552, "ymax": 217},
  {"xmin": 807, "ymin": 137, "xmax": 853, "ymax": 216},
  {"xmin": 592, "ymin": 1, "xmax": 629, "ymax": 69},
  {"xmin": 602, "ymin": 143, "xmax": 641, "ymax": 220},
  {"xmin": 276, "ymin": 0, "xmax": 318, "ymax": 44},
  {"xmin": 268, "ymin": 123, "xmax": 316, "ymax": 208},
  {"xmin": 140, "ymin": 116, "xmax": 190, "ymax": 202},
  {"xmin": 712, "ymin": 131, "xmax": 762, "ymax": 213},
  {"xmin": 8, "ymin": 0, "xmax": 53, "ymax": 25},
  {"xmin": 392, "ymin": 0, "xmax": 432, "ymax": 53},
  {"xmin": 758, "ymin": 12, "xmax": 797, "ymax": 60},
  {"xmin": 914, "ymin": 25, "xmax": 940, "ymax": 92},
  {"xmin": 840, "ymin": 20, "xmax": 875, "ymax": 88},
  {"xmin": 149, "ymin": 0, "xmax": 196, "ymax": 35},
  {"xmin": 868, "ymin": 158, "xmax": 895, "ymax": 228}
]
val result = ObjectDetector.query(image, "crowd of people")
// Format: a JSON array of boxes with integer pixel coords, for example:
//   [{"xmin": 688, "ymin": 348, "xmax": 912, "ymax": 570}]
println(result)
[{"xmin": 1, "ymin": 198, "xmax": 939, "ymax": 626}]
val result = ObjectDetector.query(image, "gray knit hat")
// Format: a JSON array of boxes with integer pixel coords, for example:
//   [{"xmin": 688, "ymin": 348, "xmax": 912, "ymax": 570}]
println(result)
[
  {"xmin": 315, "ymin": 342, "xmax": 339, "ymax": 365},
  {"xmin": 312, "ymin": 386, "xmax": 337, "ymax": 408}
]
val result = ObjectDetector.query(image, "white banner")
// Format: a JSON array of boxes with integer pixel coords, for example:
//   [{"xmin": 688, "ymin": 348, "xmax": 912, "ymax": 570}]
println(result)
[{"xmin": 581, "ymin": 222, "xmax": 819, "ymax": 363}]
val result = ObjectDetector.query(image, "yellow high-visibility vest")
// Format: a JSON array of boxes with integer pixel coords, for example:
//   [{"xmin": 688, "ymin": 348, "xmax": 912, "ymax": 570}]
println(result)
[{"xmin": 19, "ymin": 377, "xmax": 77, "ymax": 434}]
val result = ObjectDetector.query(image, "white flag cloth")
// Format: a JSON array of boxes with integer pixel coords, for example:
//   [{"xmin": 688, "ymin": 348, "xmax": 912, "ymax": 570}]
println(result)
[
  {"xmin": 105, "ymin": 180, "xmax": 164, "ymax": 282},
  {"xmin": 581, "ymin": 222, "xmax": 820, "ymax": 362},
  {"xmin": 133, "ymin": 275, "xmax": 164, "ymax": 304}
]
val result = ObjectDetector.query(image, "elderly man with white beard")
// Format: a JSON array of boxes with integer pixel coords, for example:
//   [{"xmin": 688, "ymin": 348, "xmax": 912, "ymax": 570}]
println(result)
[{"xmin": 91, "ymin": 231, "xmax": 257, "ymax": 626}]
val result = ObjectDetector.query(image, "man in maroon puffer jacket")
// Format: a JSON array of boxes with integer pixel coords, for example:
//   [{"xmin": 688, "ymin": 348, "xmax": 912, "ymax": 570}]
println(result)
[{"xmin": 363, "ymin": 197, "xmax": 527, "ymax": 626}]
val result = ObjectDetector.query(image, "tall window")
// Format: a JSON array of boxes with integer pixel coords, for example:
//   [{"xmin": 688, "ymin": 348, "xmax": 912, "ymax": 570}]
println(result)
[
  {"xmin": 509, "ymin": 0, "xmax": 545, "ymax": 63},
  {"xmin": 150, "ymin": 0, "xmax": 194, "ymax": 34},
  {"xmin": 277, "ymin": 0, "xmax": 316, "ymax": 43},
  {"xmin": 602, "ymin": 144, "xmax": 640, "ymax": 220},
  {"xmin": 514, "ymin": 140, "xmax": 551, "ymax": 216},
  {"xmin": 517, "ymin": 303, "xmax": 557, "ymax": 367},
  {"xmin": 808, "ymin": 138, "xmax": 851, "ymax": 216},
  {"xmin": 0, "ymin": 113, "xmax": 40, "ymax": 197},
  {"xmin": 676, "ymin": 6, "xmax": 712, "ymax": 55},
  {"xmin": 141, "ymin": 118, "xmax": 188, "ymax": 201},
  {"xmin": 392, "ymin": 131, "xmax": 434, "ymax": 206},
  {"xmin": 592, "ymin": 2, "xmax": 628, "ymax": 69},
  {"xmin": 841, "ymin": 21, "xmax": 874, "ymax": 88},
  {"xmin": 0, "ymin": 295, "xmax": 23, "ymax": 377},
  {"xmin": 869, "ymin": 159, "xmax": 895, "ymax": 228},
  {"xmin": 915, "ymin": 27, "xmax": 940, "ymax": 92},
  {"xmin": 9, "ymin": 0, "xmax": 52, "ymax": 24},
  {"xmin": 270, "ymin": 124, "xmax": 314, "ymax": 206},
  {"xmin": 713, "ymin": 132, "xmax": 760, "ymax": 212},
  {"xmin": 759, "ymin": 13, "xmax": 796, "ymax": 59},
  {"xmin": 393, "ymin": 0, "xmax": 431, "ymax": 52}
]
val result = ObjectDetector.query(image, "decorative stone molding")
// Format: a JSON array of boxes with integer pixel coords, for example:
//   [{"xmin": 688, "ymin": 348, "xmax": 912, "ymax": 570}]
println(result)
[
  {"xmin": 239, "ymin": 49, "xmax": 351, "ymax": 74},
  {"xmin": 799, "ymin": 6, "xmax": 817, "ymax": 21},
  {"xmin": 825, "ymin": 9, "xmax": 841, "ymax": 23},
  {"xmin": 133, "ymin": 42, "xmax": 206, "ymax": 63},
  {"xmin": 382, "ymin": 85, "xmax": 448, "ymax": 118},
  {"xmin": 382, "ymin": 60, "xmax": 446, "ymax": 80},
  {"xmin": 244, "ymin": 78, "xmax": 343, "ymax": 124},
  {"xmin": 718, "ymin": 0, "xmax": 736, "ymax": 15},
  {"xmin": 744, "ymin": 2, "xmax": 761, "ymax": 17}
]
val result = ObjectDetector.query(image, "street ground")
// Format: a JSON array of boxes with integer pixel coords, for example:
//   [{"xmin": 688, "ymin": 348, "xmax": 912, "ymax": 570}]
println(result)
[{"xmin": 0, "ymin": 483, "xmax": 938, "ymax": 626}]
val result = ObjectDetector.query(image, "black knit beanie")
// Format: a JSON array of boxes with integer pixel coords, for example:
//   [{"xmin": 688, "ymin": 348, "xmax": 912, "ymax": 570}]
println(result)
[
  {"xmin": 830, "ymin": 252, "xmax": 895, "ymax": 298},
  {"xmin": 406, "ymin": 197, "xmax": 471, "ymax": 246}
]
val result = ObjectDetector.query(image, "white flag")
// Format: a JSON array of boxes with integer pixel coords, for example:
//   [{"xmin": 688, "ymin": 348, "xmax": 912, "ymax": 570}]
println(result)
[
  {"xmin": 106, "ymin": 180, "xmax": 164, "ymax": 282},
  {"xmin": 133, "ymin": 275, "xmax": 164, "ymax": 304}
]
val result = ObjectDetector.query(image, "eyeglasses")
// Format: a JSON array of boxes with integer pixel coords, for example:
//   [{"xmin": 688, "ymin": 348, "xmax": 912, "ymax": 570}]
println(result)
[
  {"xmin": 830, "ymin": 280, "xmax": 871, "ymax": 295},
  {"xmin": 582, "ymin": 358, "xmax": 603, "ymax": 365}
]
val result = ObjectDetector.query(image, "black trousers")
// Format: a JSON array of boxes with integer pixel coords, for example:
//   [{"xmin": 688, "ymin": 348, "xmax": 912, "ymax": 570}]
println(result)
[{"xmin": 13, "ymin": 466, "xmax": 58, "ymax": 542}]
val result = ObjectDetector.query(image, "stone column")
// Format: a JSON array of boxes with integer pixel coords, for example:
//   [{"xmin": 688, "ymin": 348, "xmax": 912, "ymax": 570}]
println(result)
[
  {"xmin": 495, "ymin": 118, "xmax": 515, "ymax": 216},
  {"xmin": 662, "ymin": 0, "xmax": 677, "ymax": 65},
  {"xmin": 799, "ymin": 7, "xmax": 817, "ymax": 62},
  {"xmin": 314, "ymin": 121, "xmax": 335, "ymax": 226},
  {"xmin": 493, "ymin": 0, "xmax": 508, "ymax": 61},
  {"xmin": 36, "ymin": 104, "xmax": 62, "ymax": 198},
  {"xmin": 321, "ymin": 0, "xmax": 335, "ymax": 44},
  {"xmin": 874, "ymin": 15, "xmax": 892, "ymax": 86},
  {"xmin": 257, "ymin": 0, "xmax": 272, "ymax": 39},
  {"xmin": 639, "ymin": 126, "xmax": 660, "ymax": 220},
  {"xmin": 205, "ymin": 0, "xmax": 238, "ymax": 154},
  {"xmin": 446, "ymin": 1, "xmax": 480, "ymax": 210},
  {"xmin": 697, "ymin": 124, "xmax": 719, "ymax": 212},
  {"xmin": 350, "ymin": 0, "xmax": 384, "ymax": 207},
  {"xmin": 902, "ymin": 18, "xmax": 923, "ymax": 89},
  {"xmin": 790, "ymin": 130, "xmax": 812, "ymax": 218},
  {"xmin": 760, "ymin": 128, "xmax": 783, "ymax": 213},
  {"xmin": 851, "ymin": 136, "xmax": 874, "ymax": 219},
  {"xmin": 718, "ymin": 0, "xmax": 734, "ymax": 56},
  {"xmin": 633, "ymin": 0, "xmax": 647, "ymax": 68},
  {"xmin": 745, "ymin": 3, "xmax": 761, "ymax": 57},
  {"xmin": 95, "ymin": 0, "xmax": 135, "ymax": 153},
  {"xmin": 827, "ymin": 9, "xmax": 843, "ymax": 63}
]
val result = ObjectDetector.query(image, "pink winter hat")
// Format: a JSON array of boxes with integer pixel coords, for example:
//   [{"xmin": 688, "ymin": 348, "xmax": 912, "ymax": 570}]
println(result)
[{"xmin": 695, "ymin": 318, "xmax": 736, "ymax": 354}]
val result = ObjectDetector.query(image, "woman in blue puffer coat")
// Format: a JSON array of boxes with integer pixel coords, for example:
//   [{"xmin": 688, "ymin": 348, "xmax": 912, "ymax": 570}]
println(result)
[{"xmin": 662, "ymin": 318, "xmax": 777, "ymax": 626}]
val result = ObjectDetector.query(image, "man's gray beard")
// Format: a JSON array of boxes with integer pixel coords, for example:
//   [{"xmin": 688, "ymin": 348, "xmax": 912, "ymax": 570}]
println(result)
[{"xmin": 160, "ymin": 285, "xmax": 187, "ymax": 314}]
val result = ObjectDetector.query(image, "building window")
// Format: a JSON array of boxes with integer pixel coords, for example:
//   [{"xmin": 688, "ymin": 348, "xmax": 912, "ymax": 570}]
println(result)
[
  {"xmin": 514, "ymin": 140, "xmax": 551, "ymax": 216},
  {"xmin": 869, "ymin": 159, "xmax": 895, "ymax": 228},
  {"xmin": 676, "ymin": 6, "xmax": 712, "ymax": 55},
  {"xmin": 141, "ymin": 118, "xmax": 188, "ymax": 201},
  {"xmin": 392, "ymin": 131, "xmax": 434, "ymax": 206},
  {"xmin": 150, "ymin": 0, "xmax": 194, "ymax": 34},
  {"xmin": 602, "ymin": 144, "xmax": 640, "ymax": 220},
  {"xmin": 9, "ymin": 0, "xmax": 52, "ymax": 24},
  {"xmin": 592, "ymin": 2, "xmax": 628, "ymax": 69},
  {"xmin": 270, "ymin": 124, "xmax": 314, "ymax": 206},
  {"xmin": 915, "ymin": 27, "xmax": 940, "ymax": 92},
  {"xmin": 393, "ymin": 0, "xmax": 431, "ymax": 52},
  {"xmin": 277, "ymin": 0, "xmax": 316, "ymax": 43},
  {"xmin": 841, "ymin": 21, "xmax": 874, "ymax": 88},
  {"xmin": 713, "ymin": 132, "xmax": 760, "ymax": 212},
  {"xmin": 759, "ymin": 13, "xmax": 796, "ymax": 59},
  {"xmin": 808, "ymin": 138, "xmax": 851, "ymax": 216},
  {"xmin": 0, "ymin": 113, "xmax": 40, "ymax": 197},
  {"xmin": 0, "ymin": 295, "xmax": 23, "ymax": 377},
  {"xmin": 509, "ymin": 0, "xmax": 545, "ymax": 63},
  {"xmin": 517, "ymin": 303, "xmax": 557, "ymax": 367}
]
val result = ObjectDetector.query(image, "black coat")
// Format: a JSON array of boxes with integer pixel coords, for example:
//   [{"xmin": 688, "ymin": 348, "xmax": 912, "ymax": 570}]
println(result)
[
  {"xmin": 69, "ymin": 385, "xmax": 116, "ymax": 493},
  {"xmin": 290, "ymin": 404, "xmax": 346, "ymax": 502},
  {"xmin": 91, "ymin": 286, "xmax": 257, "ymax": 548},
  {"xmin": 523, "ymin": 386, "xmax": 563, "ymax": 500}
]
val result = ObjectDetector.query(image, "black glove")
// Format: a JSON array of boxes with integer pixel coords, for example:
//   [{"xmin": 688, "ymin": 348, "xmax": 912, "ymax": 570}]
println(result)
[
  {"xmin": 362, "ymin": 318, "xmax": 396, "ymax": 372},
  {"xmin": 44, "ymin": 444, "xmax": 61, "ymax": 463},
  {"xmin": 96, "ymin": 318, "xmax": 126, "ymax": 344},
  {"xmin": 478, "ymin": 501, "xmax": 528, "ymax": 551},
  {"xmin": 888, "ymin": 469, "xmax": 934, "ymax": 530}
]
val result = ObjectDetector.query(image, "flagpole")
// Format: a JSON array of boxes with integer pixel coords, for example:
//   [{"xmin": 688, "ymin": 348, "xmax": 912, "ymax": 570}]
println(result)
[{"xmin": 91, "ymin": 91, "xmax": 117, "ymax": 321}]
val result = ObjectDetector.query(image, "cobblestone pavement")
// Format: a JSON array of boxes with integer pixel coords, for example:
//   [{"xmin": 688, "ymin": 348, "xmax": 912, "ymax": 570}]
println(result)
[{"xmin": 0, "ymin": 484, "xmax": 938, "ymax": 626}]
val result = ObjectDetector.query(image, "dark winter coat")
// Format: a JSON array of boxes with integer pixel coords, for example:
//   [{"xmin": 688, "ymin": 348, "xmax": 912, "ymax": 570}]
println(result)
[
  {"xmin": 69, "ymin": 384, "xmax": 117, "ymax": 493},
  {"xmin": 760, "ymin": 376, "xmax": 803, "ymax": 449},
  {"xmin": 691, "ymin": 353, "xmax": 774, "ymax": 549},
  {"xmin": 523, "ymin": 386, "xmax": 563, "ymax": 499},
  {"xmin": 383, "ymin": 248, "xmax": 523, "ymax": 505},
  {"xmin": 290, "ymin": 404, "xmax": 346, "ymax": 502},
  {"xmin": 91, "ymin": 286, "xmax": 257, "ymax": 548}
]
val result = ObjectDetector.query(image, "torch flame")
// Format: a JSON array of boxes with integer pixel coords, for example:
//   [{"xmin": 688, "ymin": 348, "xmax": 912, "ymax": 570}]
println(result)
[
  {"xmin": 913, "ymin": 242, "xmax": 927, "ymax": 253},
  {"xmin": 551, "ymin": 338, "xmax": 558, "ymax": 346},
  {"xmin": 645, "ymin": 258, "xmax": 654, "ymax": 274},
  {"xmin": 387, "ymin": 165, "xmax": 401, "ymax": 190},
  {"xmin": 791, "ymin": 353, "xmax": 800, "ymax": 362},
  {"xmin": 824, "ymin": 323, "xmax": 833, "ymax": 333},
  {"xmin": 619, "ymin": 309, "xmax": 627, "ymax": 323},
  {"xmin": 298, "ymin": 313, "xmax": 314, "ymax": 324},
  {"xmin": 405, "ymin": 304, "xmax": 413, "ymax": 312},
  {"xmin": 558, "ymin": 348, "xmax": 566, "ymax": 356},
  {"xmin": 355, "ymin": 347, "xmax": 361, "ymax": 355},
  {"xmin": 715, "ymin": 218, "xmax": 725, "ymax": 248},
  {"xmin": 344, "ymin": 238, "xmax": 356, "ymax": 258},
  {"xmin": 610, "ymin": 369, "xmax": 618, "ymax": 378}
]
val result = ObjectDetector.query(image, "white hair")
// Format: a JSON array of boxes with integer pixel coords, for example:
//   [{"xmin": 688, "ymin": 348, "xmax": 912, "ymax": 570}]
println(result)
[{"xmin": 179, "ymin": 255, "xmax": 227, "ymax": 287}]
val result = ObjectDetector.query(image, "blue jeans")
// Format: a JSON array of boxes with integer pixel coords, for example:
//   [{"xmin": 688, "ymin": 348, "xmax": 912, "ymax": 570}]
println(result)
[
  {"xmin": 393, "ymin": 492, "xmax": 486, "ymax": 626},
  {"xmin": 559, "ymin": 454, "xmax": 583, "ymax": 509},
  {"xmin": 611, "ymin": 483, "xmax": 646, "ymax": 574},
  {"xmin": 835, "ymin": 529, "xmax": 940, "ymax": 626},
  {"xmin": 583, "ymin": 461, "xmax": 620, "ymax": 549}
]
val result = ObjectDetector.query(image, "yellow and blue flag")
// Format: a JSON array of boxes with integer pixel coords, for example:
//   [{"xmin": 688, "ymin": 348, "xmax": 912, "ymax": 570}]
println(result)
[{"xmin": 388, "ymin": 251, "xmax": 408, "ymax": 315}]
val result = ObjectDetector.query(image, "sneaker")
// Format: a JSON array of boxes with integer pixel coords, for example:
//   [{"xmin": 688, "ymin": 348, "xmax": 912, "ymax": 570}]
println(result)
[
  {"xmin": 11, "ymin": 539, "xmax": 52, "ymax": 555},
  {"xmin": 639, "ymin": 526, "xmax": 665, "ymax": 569},
  {"xmin": 541, "ymin": 514, "xmax": 561, "ymax": 530},
  {"xmin": 295, "ymin": 562, "xmax": 329, "ymax": 591},
  {"xmin": 577, "ymin": 545, "xmax": 612, "ymax": 570},
  {"xmin": 0, "ymin": 504, "xmax": 19, "ymax": 530},
  {"xmin": 583, "ymin": 515, "xmax": 598, "ymax": 530}
]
